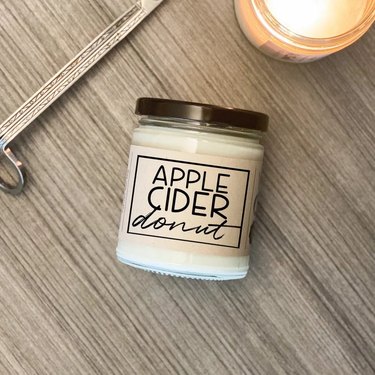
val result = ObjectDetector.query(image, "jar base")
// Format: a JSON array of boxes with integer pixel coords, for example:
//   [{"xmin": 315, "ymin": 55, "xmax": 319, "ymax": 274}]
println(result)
[{"xmin": 117, "ymin": 254, "xmax": 248, "ymax": 281}]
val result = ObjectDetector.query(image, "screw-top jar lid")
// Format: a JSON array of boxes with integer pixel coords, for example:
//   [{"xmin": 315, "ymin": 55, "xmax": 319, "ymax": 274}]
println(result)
[{"xmin": 136, "ymin": 98, "xmax": 269, "ymax": 132}]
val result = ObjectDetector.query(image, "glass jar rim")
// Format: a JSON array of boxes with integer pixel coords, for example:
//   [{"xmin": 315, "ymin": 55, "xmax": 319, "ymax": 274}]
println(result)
[
  {"xmin": 138, "ymin": 116, "xmax": 265, "ymax": 140},
  {"xmin": 136, "ymin": 98, "xmax": 269, "ymax": 133},
  {"xmin": 252, "ymin": 0, "xmax": 375, "ymax": 50}
]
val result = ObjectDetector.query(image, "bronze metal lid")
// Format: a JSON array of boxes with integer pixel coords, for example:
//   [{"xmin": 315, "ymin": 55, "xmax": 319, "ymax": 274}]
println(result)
[{"xmin": 135, "ymin": 98, "xmax": 269, "ymax": 132}]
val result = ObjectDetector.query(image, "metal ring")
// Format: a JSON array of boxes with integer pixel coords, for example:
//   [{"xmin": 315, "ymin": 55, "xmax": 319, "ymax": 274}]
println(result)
[{"xmin": 0, "ymin": 147, "xmax": 26, "ymax": 195}]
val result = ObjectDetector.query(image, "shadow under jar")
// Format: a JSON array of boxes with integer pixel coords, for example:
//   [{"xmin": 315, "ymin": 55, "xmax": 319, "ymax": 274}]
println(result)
[
  {"xmin": 235, "ymin": 0, "xmax": 375, "ymax": 62},
  {"xmin": 117, "ymin": 98, "xmax": 269, "ymax": 280}
]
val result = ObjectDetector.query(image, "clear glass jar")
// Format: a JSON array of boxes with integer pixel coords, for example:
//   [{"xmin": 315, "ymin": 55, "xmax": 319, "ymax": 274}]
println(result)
[
  {"xmin": 117, "ymin": 98, "xmax": 269, "ymax": 280},
  {"xmin": 235, "ymin": 0, "xmax": 375, "ymax": 62}
]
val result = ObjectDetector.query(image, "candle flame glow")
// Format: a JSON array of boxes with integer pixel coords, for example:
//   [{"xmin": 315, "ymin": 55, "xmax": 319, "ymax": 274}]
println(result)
[{"xmin": 265, "ymin": 0, "xmax": 368, "ymax": 38}]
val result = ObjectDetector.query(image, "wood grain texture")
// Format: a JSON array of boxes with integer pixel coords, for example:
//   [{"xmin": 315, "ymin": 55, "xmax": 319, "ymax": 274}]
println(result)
[{"xmin": 0, "ymin": 0, "xmax": 374, "ymax": 374}]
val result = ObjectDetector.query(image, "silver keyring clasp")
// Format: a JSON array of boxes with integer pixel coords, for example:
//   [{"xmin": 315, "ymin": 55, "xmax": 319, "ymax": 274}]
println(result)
[{"xmin": 0, "ymin": 147, "xmax": 26, "ymax": 195}]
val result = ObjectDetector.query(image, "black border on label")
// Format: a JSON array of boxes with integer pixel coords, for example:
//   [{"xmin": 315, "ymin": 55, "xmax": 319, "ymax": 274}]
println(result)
[{"xmin": 127, "ymin": 155, "xmax": 251, "ymax": 249}]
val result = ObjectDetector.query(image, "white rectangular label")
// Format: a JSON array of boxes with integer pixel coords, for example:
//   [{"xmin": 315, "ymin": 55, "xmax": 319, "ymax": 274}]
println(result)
[{"xmin": 119, "ymin": 146, "xmax": 262, "ymax": 257}]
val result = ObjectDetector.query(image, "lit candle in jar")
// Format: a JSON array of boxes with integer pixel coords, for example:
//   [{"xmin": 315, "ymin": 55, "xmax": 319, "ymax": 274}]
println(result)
[{"xmin": 235, "ymin": 0, "xmax": 374, "ymax": 62}]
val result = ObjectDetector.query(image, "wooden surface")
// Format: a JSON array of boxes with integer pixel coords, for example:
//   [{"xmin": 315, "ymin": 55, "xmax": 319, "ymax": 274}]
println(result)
[{"xmin": 0, "ymin": 1, "xmax": 374, "ymax": 374}]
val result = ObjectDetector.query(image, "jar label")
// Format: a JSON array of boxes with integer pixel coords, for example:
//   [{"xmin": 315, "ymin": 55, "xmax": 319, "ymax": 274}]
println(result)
[
  {"xmin": 118, "ymin": 146, "xmax": 262, "ymax": 257},
  {"xmin": 260, "ymin": 40, "xmax": 330, "ymax": 63}
]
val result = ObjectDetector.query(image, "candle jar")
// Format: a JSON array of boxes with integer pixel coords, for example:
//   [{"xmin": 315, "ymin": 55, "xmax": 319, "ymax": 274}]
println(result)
[
  {"xmin": 235, "ymin": 0, "xmax": 375, "ymax": 62},
  {"xmin": 117, "ymin": 98, "xmax": 269, "ymax": 280}
]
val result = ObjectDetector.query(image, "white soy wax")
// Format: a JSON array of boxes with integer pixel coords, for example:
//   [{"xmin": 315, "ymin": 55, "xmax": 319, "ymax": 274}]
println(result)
[
  {"xmin": 117, "ymin": 99, "xmax": 269, "ymax": 280},
  {"xmin": 265, "ymin": 0, "xmax": 367, "ymax": 38}
]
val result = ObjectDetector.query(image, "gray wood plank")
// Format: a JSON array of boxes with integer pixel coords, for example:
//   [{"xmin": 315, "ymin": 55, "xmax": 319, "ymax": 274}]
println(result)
[{"xmin": 0, "ymin": 0, "xmax": 374, "ymax": 374}]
